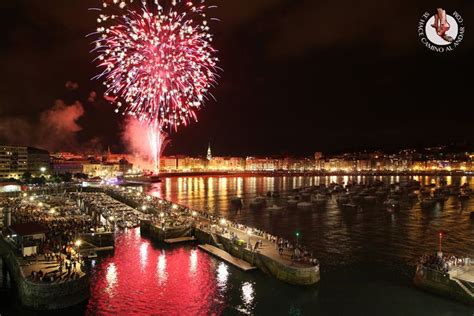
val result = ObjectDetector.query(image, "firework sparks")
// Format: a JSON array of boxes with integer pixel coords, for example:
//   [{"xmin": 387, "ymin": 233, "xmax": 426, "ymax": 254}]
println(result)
[{"xmin": 92, "ymin": 0, "xmax": 219, "ymax": 132}]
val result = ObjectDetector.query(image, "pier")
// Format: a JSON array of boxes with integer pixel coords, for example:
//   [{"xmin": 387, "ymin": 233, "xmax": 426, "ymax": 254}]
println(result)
[
  {"xmin": 164, "ymin": 236, "xmax": 196, "ymax": 244},
  {"xmin": 415, "ymin": 255, "xmax": 474, "ymax": 305},
  {"xmin": 198, "ymin": 244, "xmax": 257, "ymax": 271},
  {"xmin": 105, "ymin": 186, "xmax": 320, "ymax": 286}
]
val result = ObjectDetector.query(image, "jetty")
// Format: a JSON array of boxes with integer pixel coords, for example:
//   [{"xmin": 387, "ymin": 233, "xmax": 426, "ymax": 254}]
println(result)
[
  {"xmin": 198, "ymin": 244, "xmax": 256, "ymax": 271},
  {"xmin": 415, "ymin": 254, "xmax": 474, "ymax": 304},
  {"xmin": 164, "ymin": 236, "xmax": 196, "ymax": 244},
  {"xmin": 105, "ymin": 186, "xmax": 320, "ymax": 286}
]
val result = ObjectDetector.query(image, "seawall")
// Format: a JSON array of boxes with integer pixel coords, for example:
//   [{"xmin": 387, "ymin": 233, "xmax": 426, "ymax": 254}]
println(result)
[
  {"xmin": 414, "ymin": 266, "xmax": 474, "ymax": 305},
  {"xmin": 0, "ymin": 237, "xmax": 90, "ymax": 310},
  {"xmin": 193, "ymin": 228, "xmax": 320, "ymax": 286}
]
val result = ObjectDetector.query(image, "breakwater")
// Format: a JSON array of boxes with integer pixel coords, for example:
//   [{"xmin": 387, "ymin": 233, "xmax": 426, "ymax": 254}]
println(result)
[
  {"xmin": 0, "ymin": 237, "xmax": 90, "ymax": 310},
  {"xmin": 106, "ymin": 186, "xmax": 320, "ymax": 286},
  {"xmin": 414, "ymin": 265, "xmax": 474, "ymax": 305}
]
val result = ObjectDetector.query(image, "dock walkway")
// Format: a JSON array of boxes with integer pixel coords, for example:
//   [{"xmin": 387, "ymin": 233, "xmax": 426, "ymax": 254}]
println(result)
[
  {"xmin": 195, "ymin": 218, "xmax": 315, "ymax": 269},
  {"xmin": 164, "ymin": 236, "xmax": 196, "ymax": 244},
  {"xmin": 198, "ymin": 244, "xmax": 256, "ymax": 271}
]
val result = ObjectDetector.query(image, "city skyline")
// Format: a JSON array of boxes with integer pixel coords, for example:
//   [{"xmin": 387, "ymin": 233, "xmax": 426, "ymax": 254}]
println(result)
[{"xmin": 0, "ymin": 1, "xmax": 473, "ymax": 157}]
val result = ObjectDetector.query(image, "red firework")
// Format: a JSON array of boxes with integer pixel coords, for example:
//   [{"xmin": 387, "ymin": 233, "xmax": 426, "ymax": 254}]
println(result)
[{"xmin": 92, "ymin": 0, "xmax": 219, "ymax": 132}]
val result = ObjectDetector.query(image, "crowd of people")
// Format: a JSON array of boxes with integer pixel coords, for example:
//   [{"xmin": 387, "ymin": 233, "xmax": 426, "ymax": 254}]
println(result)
[
  {"xmin": 29, "ymin": 245, "xmax": 84, "ymax": 283},
  {"xmin": 106, "ymin": 186, "xmax": 320, "ymax": 267},
  {"xmin": 419, "ymin": 253, "xmax": 471, "ymax": 273},
  {"xmin": 11, "ymin": 195, "xmax": 96, "ymax": 249}
]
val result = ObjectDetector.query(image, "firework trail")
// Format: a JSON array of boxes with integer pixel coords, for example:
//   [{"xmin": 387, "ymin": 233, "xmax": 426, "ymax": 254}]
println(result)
[
  {"xmin": 91, "ymin": 1, "xmax": 219, "ymax": 172},
  {"xmin": 90, "ymin": 0, "xmax": 219, "ymax": 171}
]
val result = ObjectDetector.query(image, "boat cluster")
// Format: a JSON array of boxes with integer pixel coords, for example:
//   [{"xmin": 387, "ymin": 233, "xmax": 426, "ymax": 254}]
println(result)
[
  {"xmin": 72, "ymin": 192, "xmax": 153, "ymax": 229},
  {"xmin": 239, "ymin": 180, "xmax": 472, "ymax": 213}
]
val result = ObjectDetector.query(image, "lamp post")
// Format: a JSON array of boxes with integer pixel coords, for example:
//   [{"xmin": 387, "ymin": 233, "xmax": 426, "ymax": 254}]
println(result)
[
  {"xmin": 438, "ymin": 231, "xmax": 444, "ymax": 256},
  {"xmin": 75, "ymin": 240, "xmax": 82, "ymax": 257},
  {"xmin": 247, "ymin": 229, "xmax": 252, "ymax": 250},
  {"xmin": 296, "ymin": 231, "xmax": 300, "ymax": 248}
]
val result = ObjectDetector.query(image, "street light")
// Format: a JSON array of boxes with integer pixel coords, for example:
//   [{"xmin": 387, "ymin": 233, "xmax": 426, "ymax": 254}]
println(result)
[
  {"xmin": 40, "ymin": 167, "xmax": 46, "ymax": 173},
  {"xmin": 438, "ymin": 231, "xmax": 444, "ymax": 256},
  {"xmin": 247, "ymin": 229, "xmax": 252, "ymax": 250},
  {"xmin": 75, "ymin": 240, "xmax": 82, "ymax": 247},
  {"xmin": 296, "ymin": 231, "xmax": 300, "ymax": 248}
]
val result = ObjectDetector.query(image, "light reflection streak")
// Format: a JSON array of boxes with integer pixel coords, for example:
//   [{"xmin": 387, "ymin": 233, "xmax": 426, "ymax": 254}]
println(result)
[
  {"xmin": 106, "ymin": 262, "xmax": 118, "ymax": 295},
  {"xmin": 190, "ymin": 249, "xmax": 198, "ymax": 274},
  {"xmin": 216, "ymin": 262, "xmax": 229, "ymax": 288},
  {"xmin": 140, "ymin": 242, "xmax": 149, "ymax": 270},
  {"xmin": 157, "ymin": 251, "xmax": 167, "ymax": 284},
  {"xmin": 241, "ymin": 282, "xmax": 255, "ymax": 310}
]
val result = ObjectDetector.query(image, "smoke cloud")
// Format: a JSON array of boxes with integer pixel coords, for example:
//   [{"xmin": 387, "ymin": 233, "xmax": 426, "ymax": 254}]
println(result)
[
  {"xmin": 38, "ymin": 100, "xmax": 84, "ymax": 151},
  {"xmin": 0, "ymin": 100, "xmax": 85, "ymax": 152},
  {"xmin": 121, "ymin": 117, "xmax": 169, "ymax": 171}
]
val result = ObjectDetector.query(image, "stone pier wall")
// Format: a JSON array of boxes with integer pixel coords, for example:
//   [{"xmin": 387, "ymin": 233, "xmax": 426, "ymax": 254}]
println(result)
[
  {"xmin": 414, "ymin": 266, "xmax": 474, "ymax": 305},
  {"xmin": 140, "ymin": 221, "xmax": 192, "ymax": 241},
  {"xmin": 194, "ymin": 229, "xmax": 320, "ymax": 285},
  {"xmin": 0, "ymin": 237, "xmax": 90, "ymax": 310}
]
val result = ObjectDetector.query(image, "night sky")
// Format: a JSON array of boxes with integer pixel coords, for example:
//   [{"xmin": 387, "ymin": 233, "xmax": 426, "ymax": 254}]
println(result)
[{"xmin": 0, "ymin": 0, "xmax": 473, "ymax": 157}]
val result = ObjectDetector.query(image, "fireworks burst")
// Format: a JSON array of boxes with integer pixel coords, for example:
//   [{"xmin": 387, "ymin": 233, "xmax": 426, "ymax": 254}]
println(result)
[{"xmin": 91, "ymin": 0, "xmax": 219, "ymax": 132}]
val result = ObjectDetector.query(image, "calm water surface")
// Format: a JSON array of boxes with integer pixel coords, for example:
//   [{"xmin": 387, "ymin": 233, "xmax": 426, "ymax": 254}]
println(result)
[{"xmin": 1, "ymin": 175, "xmax": 474, "ymax": 315}]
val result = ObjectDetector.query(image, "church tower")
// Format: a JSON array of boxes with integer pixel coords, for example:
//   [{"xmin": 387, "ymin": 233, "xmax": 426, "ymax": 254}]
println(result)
[{"xmin": 207, "ymin": 143, "xmax": 212, "ymax": 161}]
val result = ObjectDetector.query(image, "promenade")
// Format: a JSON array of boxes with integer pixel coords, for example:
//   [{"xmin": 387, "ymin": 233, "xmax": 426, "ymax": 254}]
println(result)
[{"xmin": 105, "ymin": 185, "xmax": 319, "ymax": 270}]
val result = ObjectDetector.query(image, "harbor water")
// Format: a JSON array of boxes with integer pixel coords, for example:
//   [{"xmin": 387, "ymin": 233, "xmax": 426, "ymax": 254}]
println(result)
[{"xmin": 1, "ymin": 175, "xmax": 474, "ymax": 315}]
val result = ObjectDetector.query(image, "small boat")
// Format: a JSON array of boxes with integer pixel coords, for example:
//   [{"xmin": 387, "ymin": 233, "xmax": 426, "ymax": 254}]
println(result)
[
  {"xmin": 266, "ymin": 204, "xmax": 284, "ymax": 211},
  {"xmin": 434, "ymin": 195, "xmax": 448, "ymax": 203},
  {"xmin": 300, "ymin": 193, "xmax": 311, "ymax": 202},
  {"xmin": 384, "ymin": 199, "xmax": 400, "ymax": 209},
  {"xmin": 297, "ymin": 202, "xmax": 312, "ymax": 210},
  {"xmin": 420, "ymin": 198, "xmax": 436, "ymax": 209},
  {"xmin": 364, "ymin": 196, "xmax": 377, "ymax": 204},
  {"xmin": 407, "ymin": 192, "xmax": 418, "ymax": 199},
  {"xmin": 249, "ymin": 199, "xmax": 265, "ymax": 209},
  {"xmin": 336, "ymin": 196, "xmax": 349, "ymax": 205},
  {"xmin": 341, "ymin": 203, "xmax": 358, "ymax": 211},
  {"xmin": 311, "ymin": 196, "xmax": 327, "ymax": 207},
  {"xmin": 230, "ymin": 197, "xmax": 243, "ymax": 209},
  {"xmin": 287, "ymin": 199, "xmax": 299, "ymax": 208}
]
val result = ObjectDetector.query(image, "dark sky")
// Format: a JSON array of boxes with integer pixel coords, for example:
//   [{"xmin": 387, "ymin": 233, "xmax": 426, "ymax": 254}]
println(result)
[{"xmin": 0, "ymin": 0, "xmax": 473, "ymax": 157}]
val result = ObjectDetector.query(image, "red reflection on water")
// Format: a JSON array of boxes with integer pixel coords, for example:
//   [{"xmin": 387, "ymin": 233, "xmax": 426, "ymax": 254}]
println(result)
[{"xmin": 86, "ymin": 228, "xmax": 223, "ymax": 315}]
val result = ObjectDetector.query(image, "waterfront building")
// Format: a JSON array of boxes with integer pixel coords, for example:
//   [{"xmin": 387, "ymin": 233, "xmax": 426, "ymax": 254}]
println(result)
[
  {"xmin": 0, "ymin": 146, "xmax": 28, "ymax": 179},
  {"xmin": 209, "ymin": 157, "xmax": 245, "ymax": 171},
  {"xmin": 27, "ymin": 147, "xmax": 51, "ymax": 176},
  {"xmin": 245, "ymin": 157, "xmax": 281, "ymax": 171},
  {"xmin": 160, "ymin": 156, "xmax": 179, "ymax": 172},
  {"xmin": 6, "ymin": 223, "xmax": 47, "ymax": 256},
  {"xmin": 83, "ymin": 162, "xmax": 124, "ymax": 178},
  {"xmin": 52, "ymin": 158, "xmax": 86, "ymax": 175},
  {"xmin": 179, "ymin": 157, "xmax": 206, "ymax": 171}
]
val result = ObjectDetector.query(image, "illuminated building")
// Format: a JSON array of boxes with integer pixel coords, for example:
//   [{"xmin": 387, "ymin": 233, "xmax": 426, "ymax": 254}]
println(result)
[
  {"xmin": 0, "ymin": 146, "xmax": 28, "ymax": 179},
  {"xmin": 27, "ymin": 147, "xmax": 51, "ymax": 176}
]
